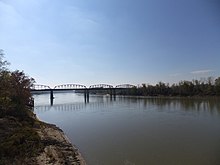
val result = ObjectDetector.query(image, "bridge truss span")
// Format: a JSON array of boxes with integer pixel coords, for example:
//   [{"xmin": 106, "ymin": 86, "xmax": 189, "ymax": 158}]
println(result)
[
  {"xmin": 115, "ymin": 84, "xmax": 136, "ymax": 88},
  {"xmin": 31, "ymin": 84, "xmax": 51, "ymax": 90},
  {"xmin": 89, "ymin": 84, "xmax": 113, "ymax": 89},
  {"xmin": 54, "ymin": 84, "xmax": 86, "ymax": 90},
  {"xmin": 31, "ymin": 83, "xmax": 138, "ymax": 105}
]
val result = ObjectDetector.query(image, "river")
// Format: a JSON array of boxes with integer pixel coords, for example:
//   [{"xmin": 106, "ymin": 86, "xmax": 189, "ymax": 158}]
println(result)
[{"xmin": 34, "ymin": 92, "xmax": 220, "ymax": 165}]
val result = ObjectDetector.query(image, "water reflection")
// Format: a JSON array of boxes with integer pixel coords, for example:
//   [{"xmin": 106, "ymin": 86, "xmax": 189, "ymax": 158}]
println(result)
[
  {"xmin": 35, "ymin": 95, "xmax": 220, "ymax": 115},
  {"xmin": 35, "ymin": 103, "xmax": 85, "ymax": 113},
  {"xmin": 116, "ymin": 97, "xmax": 220, "ymax": 114},
  {"xmin": 34, "ymin": 101, "xmax": 114, "ymax": 113}
]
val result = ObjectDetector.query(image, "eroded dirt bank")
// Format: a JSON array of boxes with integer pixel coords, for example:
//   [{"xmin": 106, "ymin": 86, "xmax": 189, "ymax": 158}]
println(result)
[
  {"xmin": 36, "ymin": 122, "xmax": 86, "ymax": 165},
  {"xmin": 0, "ymin": 116, "xmax": 86, "ymax": 165}
]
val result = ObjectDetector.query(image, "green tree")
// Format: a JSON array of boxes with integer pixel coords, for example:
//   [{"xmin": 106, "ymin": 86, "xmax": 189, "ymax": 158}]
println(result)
[
  {"xmin": 10, "ymin": 70, "xmax": 35, "ymax": 110},
  {"xmin": 0, "ymin": 71, "xmax": 12, "ymax": 114},
  {"xmin": 130, "ymin": 86, "xmax": 138, "ymax": 95},
  {"xmin": 0, "ymin": 50, "xmax": 9, "ymax": 72},
  {"xmin": 215, "ymin": 77, "xmax": 220, "ymax": 95},
  {"xmin": 0, "ymin": 50, "xmax": 11, "ymax": 115},
  {"xmin": 0, "ymin": 51, "xmax": 35, "ymax": 117},
  {"xmin": 141, "ymin": 83, "xmax": 147, "ymax": 95}
]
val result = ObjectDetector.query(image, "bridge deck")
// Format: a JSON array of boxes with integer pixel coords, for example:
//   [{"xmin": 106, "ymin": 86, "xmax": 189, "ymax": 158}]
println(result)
[{"xmin": 31, "ymin": 88, "xmax": 130, "ymax": 92}]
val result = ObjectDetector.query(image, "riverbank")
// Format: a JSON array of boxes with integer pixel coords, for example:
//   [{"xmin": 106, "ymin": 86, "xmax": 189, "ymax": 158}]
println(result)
[
  {"xmin": 116, "ymin": 94, "xmax": 220, "ymax": 100},
  {"xmin": 0, "ymin": 113, "xmax": 86, "ymax": 165},
  {"xmin": 35, "ymin": 121, "xmax": 86, "ymax": 165}
]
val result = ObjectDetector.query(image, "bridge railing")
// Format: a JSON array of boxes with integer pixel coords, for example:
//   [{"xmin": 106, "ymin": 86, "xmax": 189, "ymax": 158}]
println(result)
[
  {"xmin": 89, "ymin": 84, "xmax": 113, "ymax": 89},
  {"xmin": 54, "ymin": 84, "xmax": 86, "ymax": 89},
  {"xmin": 31, "ymin": 84, "xmax": 51, "ymax": 90},
  {"xmin": 31, "ymin": 83, "xmax": 137, "ymax": 90},
  {"xmin": 115, "ymin": 84, "xmax": 136, "ymax": 88}
]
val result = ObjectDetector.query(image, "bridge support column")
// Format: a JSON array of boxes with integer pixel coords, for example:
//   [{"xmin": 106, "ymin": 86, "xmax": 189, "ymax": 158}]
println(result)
[
  {"xmin": 110, "ymin": 89, "xmax": 113, "ymax": 100},
  {"xmin": 84, "ymin": 90, "xmax": 87, "ymax": 103},
  {"xmin": 113, "ymin": 88, "xmax": 116, "ymax": 101},
  {"xmin": 84, "ymin": 89, "xmax": 89, "ymax": 103},
  {"xmin": 86, "ymin": 89, "xmax": 89, "ymax": 103},
  {"xmin": 109, "ymin": 89, "xmax": 116, "ymax": 101},
  {"xmin": 50, "ymin": 90, "xmax": 54, "ymax": 106}
]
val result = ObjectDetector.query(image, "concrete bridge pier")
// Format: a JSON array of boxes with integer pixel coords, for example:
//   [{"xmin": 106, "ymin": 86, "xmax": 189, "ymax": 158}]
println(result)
[
  {"xmin": 84, "ymin": 89, "xmax": 89, "ymax": 103},
  {"xmin": 113, "ymin": 89, "xmax": 116, "ymax": 101},
  {"xmin": 50, "ymin": 89, "xmax": 54, "ymax": 106},
  {"xmin": 86, "ymin": 89, "xmax": 90, "ymax": 103},
  {"xmin": 84, "ymin": 90, "xmax": 87, "ymax": 103},
  {"xmin": 110, "ymin": 89, "xmax": 116, "ymax": 101},
  {"xmin": 110, "ymin": 89, "xmax": 113, "ymax": 100}
]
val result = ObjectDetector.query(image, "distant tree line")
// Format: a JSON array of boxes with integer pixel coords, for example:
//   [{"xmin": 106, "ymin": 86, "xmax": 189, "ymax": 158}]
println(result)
[
  {"xmin": 0, "ymin": 50, "xmax": 35, "ymax": 118},
  {"xmin": 119, "ymin": 77, "xmax": 220, "ymax": 97}
]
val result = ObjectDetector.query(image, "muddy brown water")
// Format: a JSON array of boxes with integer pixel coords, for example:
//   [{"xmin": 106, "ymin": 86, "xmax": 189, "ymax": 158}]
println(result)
[{"xmin": 34, "ymin": 93, "xmax": 220, "ymax": 165}]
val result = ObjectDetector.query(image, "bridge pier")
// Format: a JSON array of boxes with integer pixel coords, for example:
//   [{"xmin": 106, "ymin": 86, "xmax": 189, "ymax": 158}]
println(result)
[
  {"xmin": 109, "ymin": 89, "xmax": 116, "ymax": 101},
  {"xmin": 50, "ymin": 89, "xmax": 54, "ymax": 99},
  {"xmin": 84, "ymin": 90, "xmax": 87, "ymax": 103},
  {"xmin": 50, "ymin": 97, "xmax": 54, "ymax": 106},
  {"xmin": 50, "ymin": 89, "xmax": 54, "ymax": 106},
  {"xmin": 87, "ymin": 89, "xmax": 89, "ymax": 103},
  {"xmin": 113, "ymin": 88, "xmax": 116, "ymax": 101},
  {"xmin": 84, "ymin": 89, "xmax": 89, "ymax": 103}
]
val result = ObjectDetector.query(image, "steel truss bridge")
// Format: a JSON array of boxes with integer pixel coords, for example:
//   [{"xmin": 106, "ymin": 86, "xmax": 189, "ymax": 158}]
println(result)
[{"xmin": 31, "ymin": 83, "xmax": 136, "ymax": 104}]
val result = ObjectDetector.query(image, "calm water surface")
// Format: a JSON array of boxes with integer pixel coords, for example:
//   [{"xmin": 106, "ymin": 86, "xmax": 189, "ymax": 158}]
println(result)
[{"xmin": 34, "ymin": 92, "xmax": 220, "ymax": 165}]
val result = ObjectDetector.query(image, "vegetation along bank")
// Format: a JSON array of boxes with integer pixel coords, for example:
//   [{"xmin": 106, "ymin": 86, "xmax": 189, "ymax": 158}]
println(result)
[{"xmin": 0, "ymin": 50, "xmax": 86, "ymax": 164}]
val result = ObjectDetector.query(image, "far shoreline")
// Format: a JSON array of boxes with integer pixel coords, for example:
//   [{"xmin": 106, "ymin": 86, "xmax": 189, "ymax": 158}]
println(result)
[{"xmin": 115, "ymin": 95, "xmax": 220, "ymax": 100}]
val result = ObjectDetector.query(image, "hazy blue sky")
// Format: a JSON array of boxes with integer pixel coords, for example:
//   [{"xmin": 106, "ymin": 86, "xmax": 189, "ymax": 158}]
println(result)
[{"xmin": 0, "ymin": 0, "xmax": 219, "ymax": 87}]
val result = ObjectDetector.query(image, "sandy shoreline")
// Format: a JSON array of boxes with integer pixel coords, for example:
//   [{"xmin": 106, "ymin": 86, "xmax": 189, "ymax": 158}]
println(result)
[
  {"xmin": 0, "ymin": 114, "xmax": 86, "ymax": 165},
  {"xmin": 35, "ymin": 121, "xmax": 86, "ymax": 165}
]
